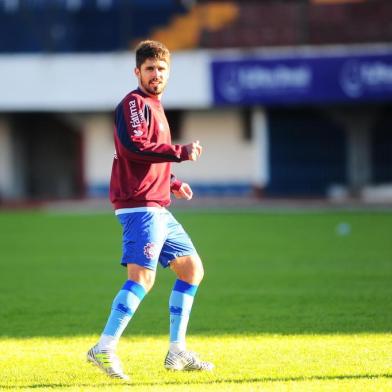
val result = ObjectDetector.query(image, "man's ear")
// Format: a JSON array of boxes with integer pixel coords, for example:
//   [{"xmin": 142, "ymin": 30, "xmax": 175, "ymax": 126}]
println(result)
[{"xmin": 134, "ymin": 67, "xmax": 140, "ymax": 78}]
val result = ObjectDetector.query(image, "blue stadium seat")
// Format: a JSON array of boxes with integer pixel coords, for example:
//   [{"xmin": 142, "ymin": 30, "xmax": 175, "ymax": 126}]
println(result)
[{"xmin": 0, "ymin": 0, "xmax": 187, "ymax": 53}]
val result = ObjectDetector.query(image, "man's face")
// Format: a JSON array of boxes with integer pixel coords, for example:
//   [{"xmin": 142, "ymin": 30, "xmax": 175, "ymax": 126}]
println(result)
[{"xmin": 135, "ymin": 58, "xmax": 169, "ymax": 98}]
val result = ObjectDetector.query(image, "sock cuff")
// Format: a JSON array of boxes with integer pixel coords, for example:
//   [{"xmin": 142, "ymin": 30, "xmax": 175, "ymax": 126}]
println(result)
[
  {"xmin": 173, "ymin": 279, "xmax": 198, "ymax": 297},
  {"xmin": 122, "ymin": 280, "xmax": 146, "ymax": 300}
]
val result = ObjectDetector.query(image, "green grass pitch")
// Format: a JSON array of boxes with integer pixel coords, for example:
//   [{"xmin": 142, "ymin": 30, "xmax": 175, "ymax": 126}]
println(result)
[{"xmin": 0, "ymin": 208, "xmax": 391, "ymax": 391}]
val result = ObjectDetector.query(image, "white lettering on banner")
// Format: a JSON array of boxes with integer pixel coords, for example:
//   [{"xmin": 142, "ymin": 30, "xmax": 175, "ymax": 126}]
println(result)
[
  {"xmin": 362, "ymin": 62, "xmax": 392, "ymax": 85},
  {"xmin": 340, "ymin": 60, "xmax": 392, "ymax": 98},
  {"xmin": 238, "ymin": 66, "xmax": 311, "ymax": 90},
  {"xmin": 219, "ymin": 64, "xmax": 312, "ymax": 102}
]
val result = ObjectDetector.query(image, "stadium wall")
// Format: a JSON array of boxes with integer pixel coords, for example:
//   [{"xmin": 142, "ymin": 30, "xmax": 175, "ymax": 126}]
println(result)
[
  {"xmin": 0, "ymin": 46, "xmax": 392, "ymax": 201},
  {"xmin": 83, "ymin": 109, "xmax": 267, "ymax": 198},
  {"xmin": 0, "ymin": 51, "xmax": 211, "ymax": 111},
  {"xmin": 0, "ymin": 119, "xmax": 14, "ymax": 199}
]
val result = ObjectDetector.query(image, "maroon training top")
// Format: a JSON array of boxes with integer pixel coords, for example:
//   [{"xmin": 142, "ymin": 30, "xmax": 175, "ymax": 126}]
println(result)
[{"xmin": 109, "ymin": 88, "xmax": 189, "ymax": 209}]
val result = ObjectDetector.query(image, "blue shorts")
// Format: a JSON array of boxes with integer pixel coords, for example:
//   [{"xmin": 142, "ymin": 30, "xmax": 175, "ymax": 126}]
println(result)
[{"xmin": 116, "ymin": 207, "xmax": 198, "ymax": 270}]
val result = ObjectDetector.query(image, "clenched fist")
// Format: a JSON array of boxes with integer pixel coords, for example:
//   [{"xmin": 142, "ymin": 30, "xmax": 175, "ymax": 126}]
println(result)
[
  {"xmin": 172, "ymin": 183, "xmax": 193, "ymax": 200},
  {"xmin": 185, "ymin": 140, "xmax": 202, "ymax": 161}
]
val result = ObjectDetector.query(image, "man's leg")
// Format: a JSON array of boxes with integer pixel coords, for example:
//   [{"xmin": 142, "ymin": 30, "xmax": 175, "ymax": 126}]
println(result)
[
  {"xmin": 88, "ymin": 209, "xmax": 164, "ymax": 379},
  {"xmin": 87, "ymin": 265, "xmax": 156, "ymax": 380},
  {"xmin": 168, "ymin": 255, "xmax": 203, "ymax": 353},
  {"xmin": 98, "ymin": 264, "xmax": 155, "ymax": 351},
  {"xmin": 164, "ymin": 255, "xmax": 213, "ymax": 371}
]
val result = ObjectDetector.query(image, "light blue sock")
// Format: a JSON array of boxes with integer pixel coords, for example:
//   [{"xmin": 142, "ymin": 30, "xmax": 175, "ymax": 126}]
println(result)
[
  {"xmin": 169, "ymin": 279, "xmax": 198, "ymax": 352},
  {"xmin": 98, "ymin": 280, "xmax": 146, "ymax": 351}
]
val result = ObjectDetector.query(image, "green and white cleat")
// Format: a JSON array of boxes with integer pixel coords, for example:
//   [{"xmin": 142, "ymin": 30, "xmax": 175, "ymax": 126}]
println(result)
[
  {"xmin": 164, "ymin": 350, "xmax": 214, "ymax": 371},
  {"xmin": 87, "ymin": 345, "xmax": 129, "ymax": 380}
]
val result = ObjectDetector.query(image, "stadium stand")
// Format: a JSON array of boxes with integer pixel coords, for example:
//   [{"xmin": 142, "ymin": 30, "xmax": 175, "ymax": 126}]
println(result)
[
  {"xmin": 150, "ymin": 2, "xmax": 239, "ymax": 50},
  {"xmin": 200, "ymin": 0, "xmax": 392, "ymax": 49},
  {"xmin": 0, "ymin": 0, "xmax": 188, "ymax": 53},
  {"xmin": 0, "ymin": 0, "xmax": 390, "ymax": 53}
]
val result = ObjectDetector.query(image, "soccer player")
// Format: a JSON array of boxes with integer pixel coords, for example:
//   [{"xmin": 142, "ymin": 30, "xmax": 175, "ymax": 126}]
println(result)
[{"xmin": 87, "ymin": 40, "xmax": 214, "ymax": 380}]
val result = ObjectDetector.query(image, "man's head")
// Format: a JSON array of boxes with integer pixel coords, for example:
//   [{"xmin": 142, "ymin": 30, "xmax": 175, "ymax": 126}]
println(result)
[
  {"xmin": 134, "ymin": 40, "xmax": 170, "ymax": 99},
  {"xmin": 135, "ymin": 40, "xmax": 170, "ymax": 69}
]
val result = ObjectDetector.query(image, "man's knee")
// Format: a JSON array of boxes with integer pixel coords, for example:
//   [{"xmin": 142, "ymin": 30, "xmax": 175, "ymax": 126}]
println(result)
[
  {"xmin": 192, "ymin": 255, "xmax": 205, "ymax": 283},
  {"xmin": 127, "ymin": 263, "xmax": 156, "ymax": 292},
  {"xmin": 170, "ymin": 254, "xmax": 204, "ymax": 285}
]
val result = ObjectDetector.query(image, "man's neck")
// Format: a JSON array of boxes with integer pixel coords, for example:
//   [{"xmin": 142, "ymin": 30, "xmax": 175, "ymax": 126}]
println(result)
[{"xmin": 138, "ymin": 86, "xmax": 162, "ymax": 101}]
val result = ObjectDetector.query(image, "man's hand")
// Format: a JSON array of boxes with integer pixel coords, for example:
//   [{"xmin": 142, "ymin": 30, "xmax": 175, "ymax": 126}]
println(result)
[
  {"xmin": 185, "ymin": 140, "xmax": 202, "ymax": 161},
  {"xmin": 172, "ymin": 183, "xmax": 193, "ymax": 200}
]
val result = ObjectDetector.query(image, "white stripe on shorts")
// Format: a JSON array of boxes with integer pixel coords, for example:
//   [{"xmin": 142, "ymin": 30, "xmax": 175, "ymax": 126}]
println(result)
[{"xmin": 115, "ymin": 207, "xmax": 165, "ymax": 215}]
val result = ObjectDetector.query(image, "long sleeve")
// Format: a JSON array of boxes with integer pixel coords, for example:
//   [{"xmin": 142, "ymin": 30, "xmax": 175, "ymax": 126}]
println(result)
[
  {"xmin": 170, "ymin": 173, "xmax": 183, "ymax": 192},
  {"xmin": 115, "ymin": 95, "xmax": 189, "ymax": 164}
]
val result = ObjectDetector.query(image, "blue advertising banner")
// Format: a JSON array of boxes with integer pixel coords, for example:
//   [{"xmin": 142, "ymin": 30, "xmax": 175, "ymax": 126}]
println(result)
[{"xmin": 212, "ymin": 52, "xmax": 392, "ymax": 105}]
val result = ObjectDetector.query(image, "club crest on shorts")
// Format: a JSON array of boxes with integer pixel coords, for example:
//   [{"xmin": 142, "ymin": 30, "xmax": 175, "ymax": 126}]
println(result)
[{"xmin": 143, "ymin": 242, "xmax": 156, "ymax": 260}]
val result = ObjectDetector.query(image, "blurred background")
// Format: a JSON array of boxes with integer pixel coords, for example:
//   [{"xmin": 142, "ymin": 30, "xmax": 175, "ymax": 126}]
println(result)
[{"xmin": 0, "ymin": 0, "xmax": 391, "ymax": 206}]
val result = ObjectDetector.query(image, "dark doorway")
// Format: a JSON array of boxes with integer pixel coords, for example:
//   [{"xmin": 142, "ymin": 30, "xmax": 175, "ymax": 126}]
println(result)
[
  {"xmin": 266, "ymin": 107, "xmax": 347, "ymax": 196},
  {"xmin": 11, "ymin": 113, "xmax": 84, "ymax": 200},
  {"xmin": 372, "ymin": 106, "xmax": 392, "ymax": 184}
]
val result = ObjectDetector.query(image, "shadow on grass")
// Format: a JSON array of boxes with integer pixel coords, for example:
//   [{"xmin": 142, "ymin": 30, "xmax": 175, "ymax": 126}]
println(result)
[{"xmin": 2, "ymin": 373, "xmax": 392, "ymax": 389}]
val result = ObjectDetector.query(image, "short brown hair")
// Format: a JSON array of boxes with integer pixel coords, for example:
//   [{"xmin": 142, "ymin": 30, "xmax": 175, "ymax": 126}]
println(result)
[{"xmin": 135, "ymin": 40, "xmax": 170, "ymax": 69}]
